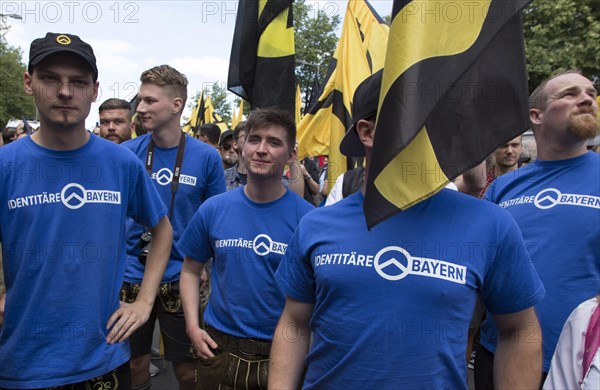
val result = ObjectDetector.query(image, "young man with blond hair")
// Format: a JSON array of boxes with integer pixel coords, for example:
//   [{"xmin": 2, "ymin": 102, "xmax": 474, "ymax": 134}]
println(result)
[{"xmin": 121, "ymin": 65, "xmax": 225, "ymax": 389}]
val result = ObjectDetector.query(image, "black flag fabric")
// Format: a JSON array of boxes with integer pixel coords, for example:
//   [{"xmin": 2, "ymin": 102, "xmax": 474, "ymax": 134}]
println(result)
[
  {"xmin": 228, "ymin": 0, "xmax": 295, "ymax": 114},
  {"xmin": 364, "ymin": 0, "xmax": 531, "ymax": 228}
]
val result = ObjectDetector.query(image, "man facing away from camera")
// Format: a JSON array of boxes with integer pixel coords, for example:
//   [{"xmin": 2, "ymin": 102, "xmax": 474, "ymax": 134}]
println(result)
[{"xmin": 270, "ymin": 70, "xmax": 545, "ymax": 389}]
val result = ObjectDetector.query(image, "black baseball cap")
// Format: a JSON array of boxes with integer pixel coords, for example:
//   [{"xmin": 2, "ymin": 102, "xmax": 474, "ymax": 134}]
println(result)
[
  {"xmin": 219, "ymin": 129, "xmax": 234, "ymax": 146},
  {"xmin": 339, "ymin": 69, "xmax": 383, "ymax": 157},
  {"xmin": 28, "ymin": 33, "xmax": 98, "ymax": 80}
]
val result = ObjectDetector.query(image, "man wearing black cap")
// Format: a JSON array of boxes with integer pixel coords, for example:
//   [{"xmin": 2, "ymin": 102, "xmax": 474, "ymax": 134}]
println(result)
[
  {"xmin": 0, "ymin": 33, "xmax": 172, "ymax": 389},
  {"xmin": 270, "ymin": 70, "xmax": 545, "ymax": 389},
  {"xmin": 219, "ymin": 129, "xmax": 238, "ymax": 169}
]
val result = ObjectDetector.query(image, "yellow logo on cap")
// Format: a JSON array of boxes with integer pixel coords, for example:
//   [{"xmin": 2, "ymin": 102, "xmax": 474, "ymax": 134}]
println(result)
[{"xmin": 56, "ymin": 35, "xmax": 71, "ymax": 45}]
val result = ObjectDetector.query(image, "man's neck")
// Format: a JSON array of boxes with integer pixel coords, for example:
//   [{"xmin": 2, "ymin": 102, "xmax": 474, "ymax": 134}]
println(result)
[
  {"xmin": 31, "ymin": 125, "xmax": 90, "ymax": 151},
  {"xmin": 151, "ymin": 125, "xmax": 182, "ymax": 148},
  {"xmin": 244, "ymin": 176, "xmax": 286, "ymax": 203},
  {"xmin": 494, "ymin": 164, "xmax": 517, "ymax": 177},
  {"xmin": 536, "ymin": 139, "xmax": 588, "ymax": 161},
  {"xmin": 237, "ymin": 156, "xmax": 248, "ymax": 174}
]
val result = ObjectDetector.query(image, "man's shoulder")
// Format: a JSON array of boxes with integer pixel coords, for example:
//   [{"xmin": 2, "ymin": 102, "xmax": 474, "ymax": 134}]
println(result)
[
  {"xmin": 92, "ymin": 136, "xmax": 143, "ymax": 163},
  {"xmin": 202, "ymin": 186, "xmax": 242, "ymax": 208},
  {"xmin": 284, "ymin": 188, "xmax": 317, "ymax": 214},
  {"xmin": 186, "ymin": 134, "xmax": 211, "ymax": 148},
  {"xmin": 121, "ymin": 134, "xmax": 149, "ymax": 154}
]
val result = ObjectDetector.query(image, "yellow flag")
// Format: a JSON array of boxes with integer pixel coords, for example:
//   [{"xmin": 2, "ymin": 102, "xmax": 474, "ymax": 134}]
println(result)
[
  {"xmin": 204, "ymin": 95, "xmax": 228, "ymax": 132},
  {"xmin": 182, "ymin": 92, "xmax": 203, "ymax": 134},
  {"xmin": 296, "ymin": 0, "xmax": 388, "ymax": 190},
  {"xmin": 232, "ymin": 99, "xmax": 244, "ymax": 129}
]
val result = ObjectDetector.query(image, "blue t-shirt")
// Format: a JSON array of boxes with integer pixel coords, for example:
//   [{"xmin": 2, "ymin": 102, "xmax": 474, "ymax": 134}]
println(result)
[
  {"xmin": 178, "ymin": 188, "xmax": 314, "ymax": 340},
  {"xmin": 276, "ymin": 190, "xmax": 545, "ymax": 389},
  {"xmin": 122, "ymin": 133, "xmax": 225, "ymax": 284},
  {"xmin": 0, "ymin": 136, "xmax": 167, "ymax": 388},
  {"xmin": 480, "ymin": 152, "xmax": 600, "ymax": 371}
]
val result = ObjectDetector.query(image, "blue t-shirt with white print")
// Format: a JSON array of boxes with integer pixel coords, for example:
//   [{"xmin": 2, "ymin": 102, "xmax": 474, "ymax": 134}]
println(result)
[
  {"xmin": 0, "ymin": 135, "xmax": 167, "ymax": 388},
  {"xmin": 480, "ymin": 152, "xmax": 600, "ymax": 371},
  {"xmin": 276, "ymin": 189, "xmax": 544, "ymax": 389},
  {"xmin": 122, "ymin": 133, "xmax": 225, "ymax": 284},
  {"xmin": 178, "ymin": 187, "xmax": 314, "ymax": 340}
]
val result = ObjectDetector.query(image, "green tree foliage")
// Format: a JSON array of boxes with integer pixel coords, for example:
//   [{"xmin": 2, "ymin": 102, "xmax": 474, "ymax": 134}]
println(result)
[
  {"xmin": 523, "ymin": 0, "xmax": 600, "ymax": 92},
  {"xmin": 0, "ymin": 36, "xmax": 36, "ymax": 128},
  {"xmin": 294, "ymin": 0, "xmax": 340, "ymax": 109}
]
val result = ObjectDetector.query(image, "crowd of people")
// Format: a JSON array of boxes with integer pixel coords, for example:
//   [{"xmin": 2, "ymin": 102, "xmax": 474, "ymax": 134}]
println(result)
[{"xmin": 0, "ymin": 32, "xmax": 598, "ymax": 390}]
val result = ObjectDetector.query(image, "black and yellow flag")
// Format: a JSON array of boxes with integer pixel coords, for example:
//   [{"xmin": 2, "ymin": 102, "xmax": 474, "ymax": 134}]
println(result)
[
  {"xmin": 228, "ymin": 0, "xmax": 295, "ymax": 114},
  {"xmin": 183, "ymin": 92, "xmax": 227, "ymax": 134},
  {"xmin": 297, "ymin": 0, "xmax": 388, "ymax": 190},
  {"xmin": 364, "ymin": 0, "xmax": 531, "ymax": 227},
  {"xmin": 204, "ymin": 95, "xmax": 228, "ymax": 132}
]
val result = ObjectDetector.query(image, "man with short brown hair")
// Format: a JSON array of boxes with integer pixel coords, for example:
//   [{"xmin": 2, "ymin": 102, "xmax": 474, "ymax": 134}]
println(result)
[
  {"xmin": 99, "ymin": 98, "xmax": 134, "ymax": 144},
  {"xmin": 179, "ymin": 107, "xmax": 313, "ymax": 390}
]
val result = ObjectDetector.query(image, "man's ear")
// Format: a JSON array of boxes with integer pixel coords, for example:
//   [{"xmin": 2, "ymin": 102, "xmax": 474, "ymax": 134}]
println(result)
[
  {"xmin": 287, "ymin": 146, "xmax": 298, "ymax": 165},
  {"xmin": 529, "ymin": 108, "xmax": 542, "ymax": 126},
  {"xmin": 90, "ymin": 80, "xmax": 99, "ymax": 103},
  {"xmin": 356, "ymin": 119, "xmax": 375, "ymax": 149},
  {"xmin": 172, "ymin": 97, "xmax": 184, "ymax": 114},
  {"xmin": 24, "ymin": 72, "xmax": 33, "ymax": 96}
]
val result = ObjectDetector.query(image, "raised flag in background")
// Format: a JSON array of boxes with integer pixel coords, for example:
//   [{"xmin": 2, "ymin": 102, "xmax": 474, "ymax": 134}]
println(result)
[
  {"xmin": 228, "ymin": 0, "xmax": 295, "ymax": 114},
  {"xmin": 231, "ymin": 99, "xmax": 245, "ymax": 129},
  {"xmin": 183, "ymin": 92, "xmax": 227, "ymax": 134},
  {"xmin": 364, "ymin": 0, "xmax": 532, "ymax": 228},
  {"xmin": 296, "ymin": 0, "xmax": 388, "ymax": 189},
  {"xmin": 204, "ymin": 95, "xmax": 228, "ymax": 132}
]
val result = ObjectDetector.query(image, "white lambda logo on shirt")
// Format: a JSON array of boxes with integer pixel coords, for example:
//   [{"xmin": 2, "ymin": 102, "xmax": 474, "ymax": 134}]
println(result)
[
  {"xmin": 7, "ymin": 183, "xmax": 121, "ymax": 210},
  {"xmin": 214, "ymin": 234, "xmax": 287, "ymax": 257},
  {"xmin": 499, "ymin": 188, "xmax": 600, "ymax": 210},
  {"xmin": 375, "ymin": 246, "xmax": 466, "ymax": 284},
  {"xmin": 153, "ymin": 168, "xmax": 197, "ymax": 187},
  {"xmin": 314, "ymin": 246, "xmax": 467, "ymax": 285}
]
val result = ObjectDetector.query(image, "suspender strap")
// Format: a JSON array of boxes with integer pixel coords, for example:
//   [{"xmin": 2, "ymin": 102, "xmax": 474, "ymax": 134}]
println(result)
[{"xmin": 145, "ymin": 132, "xmax": 187, "ymax": 219}]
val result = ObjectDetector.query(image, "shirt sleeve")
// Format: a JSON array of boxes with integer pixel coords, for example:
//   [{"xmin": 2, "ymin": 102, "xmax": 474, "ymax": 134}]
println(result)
[
  {"xmin": 483, "ymin": 179, "xmax": 498, "ymax": 203},
  {"xmin": 275, "ymin": 222, "xmax": 316, "ymax": 303},
  {"xmin": 544, "ymin": 299, "xmax": 599, "ymax": 390},
  {"xmin": 204, "ymin": 150, "xmax": 226, "ymax": 200},
  {"xmin": 177, "ymin": 203, "xmax": 213, "ymax": 263},
  {"xmin": 480, "ymin": 211, "xmax": 545, "ymax": 314},
  {"xmin": 127, "ymin": 159, "xmax": 168, "ymax": 228},
  {"xmin": 325, "ymin": 174, "xmax": 344, "ymax": 206}
]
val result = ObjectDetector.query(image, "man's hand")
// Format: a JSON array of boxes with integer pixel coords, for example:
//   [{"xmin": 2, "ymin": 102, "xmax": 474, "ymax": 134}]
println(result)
[
  {"xmin": 0, "ymin": 292, "xmax": 5, "ymax": 327},
  {"xmin": 187, "ymin": 327, "xmax": 219, "ymax": 359},
  {"xmin": 106, "ymin": 300, "xmax": 153, "ymax": 344}
]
